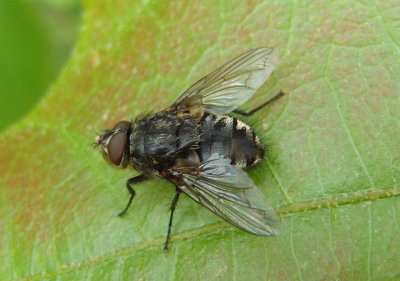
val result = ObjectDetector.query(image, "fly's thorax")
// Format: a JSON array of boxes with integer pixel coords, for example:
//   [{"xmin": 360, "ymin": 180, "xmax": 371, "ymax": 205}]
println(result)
[
  {"xmin": 198, "ymin": 114, "xmax": 264, "ymax": 168},
  {"xmin": 128, "ymin": 112, "xmax": 200, "ymax": 172}
]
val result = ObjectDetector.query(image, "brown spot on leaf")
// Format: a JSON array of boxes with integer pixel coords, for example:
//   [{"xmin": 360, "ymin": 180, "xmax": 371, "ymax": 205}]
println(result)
[{"xmin": 0, "ymin": 125, "xmax": 96, "ymax": 242}]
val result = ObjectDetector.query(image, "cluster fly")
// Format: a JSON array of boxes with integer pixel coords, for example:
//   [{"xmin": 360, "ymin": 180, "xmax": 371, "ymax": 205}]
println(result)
[{"xmin": 94, "ymin": 47, "xmax": 284, "ymax": 249}]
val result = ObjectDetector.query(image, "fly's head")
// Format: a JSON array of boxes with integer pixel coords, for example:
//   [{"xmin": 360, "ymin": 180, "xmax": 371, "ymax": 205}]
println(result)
[{"xmin": 94, "ymin": 120, "xmax": 131, "ymax": 168}]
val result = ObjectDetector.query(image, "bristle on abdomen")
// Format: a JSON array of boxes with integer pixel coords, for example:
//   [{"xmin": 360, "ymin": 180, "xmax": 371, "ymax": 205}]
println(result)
[{"xmin": 198, "ymin": 114, "xmax": 264, "ymax": 168}]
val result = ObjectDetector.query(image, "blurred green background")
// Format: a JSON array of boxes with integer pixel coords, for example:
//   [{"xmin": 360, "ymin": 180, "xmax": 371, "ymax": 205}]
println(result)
[{"xmin": 0, "ymin": 0, "xmax": 82, "ymax": 133}]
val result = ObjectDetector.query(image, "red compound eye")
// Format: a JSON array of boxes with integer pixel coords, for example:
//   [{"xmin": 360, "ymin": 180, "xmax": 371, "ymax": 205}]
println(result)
[{"xmin": 107, "ymin": 131, "xmax": 127, "ymax": 166}]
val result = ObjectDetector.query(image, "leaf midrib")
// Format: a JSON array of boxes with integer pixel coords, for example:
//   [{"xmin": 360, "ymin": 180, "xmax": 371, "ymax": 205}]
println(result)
[{"xmin": 15, "ymin": 188, "xmax": 400, "ymax": 281}]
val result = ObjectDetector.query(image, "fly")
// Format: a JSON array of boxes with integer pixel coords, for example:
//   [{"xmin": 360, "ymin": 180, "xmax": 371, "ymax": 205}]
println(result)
[{"xmin": 94, "ymin": 47, "xmax": 284, "ymax": 249}]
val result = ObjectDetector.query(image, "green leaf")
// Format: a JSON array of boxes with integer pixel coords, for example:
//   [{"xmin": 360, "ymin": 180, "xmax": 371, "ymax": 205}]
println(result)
[
  {"xmin": 0, "ymin": 0, "xmax": 81, "ymax": 133},
  {"xmin": 0, "ymin": 0, "xmax": 55, "ymax": 132},
  {"xmin": 1, "ymin": 0, "xmax": 400, "ymax": 280}
]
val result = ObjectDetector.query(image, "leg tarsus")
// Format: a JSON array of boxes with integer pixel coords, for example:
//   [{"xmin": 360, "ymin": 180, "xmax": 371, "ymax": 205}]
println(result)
[
  {"xmin": 163, "ymin": 188, "xmax": 181, "ymax": 250},
  {"xmin": 233, "ymin": 90, "xmax": 284, "ymax": 117},
  {"xmin": 118, "ymin": 174, "xmax": 148, "ymax": 217}
]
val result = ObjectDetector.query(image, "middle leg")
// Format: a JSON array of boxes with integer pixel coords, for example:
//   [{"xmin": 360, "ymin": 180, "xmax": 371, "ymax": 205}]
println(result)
[{"xmin": 163, "ymin": 187, "xmax": 182, "ymax": 250}]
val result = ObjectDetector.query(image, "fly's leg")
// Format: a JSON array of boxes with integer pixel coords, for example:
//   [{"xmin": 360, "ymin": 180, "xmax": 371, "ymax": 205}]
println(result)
[
  {"xmin": 233, "ymin": 90, "xmax": 284, "ymax": 116},
  {"xmin": 118, "ymin": 174, "xmax": 148, "ymax": 217},
  {"xmin": 163, "ymin": 187, "xmax": 182, "ymax": 250}
]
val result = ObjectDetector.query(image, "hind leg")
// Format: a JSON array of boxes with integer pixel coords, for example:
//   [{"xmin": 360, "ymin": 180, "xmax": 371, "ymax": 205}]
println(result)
[{"xmin": 233, "ymin": 90, "xmax": 284, "ymax": 117}]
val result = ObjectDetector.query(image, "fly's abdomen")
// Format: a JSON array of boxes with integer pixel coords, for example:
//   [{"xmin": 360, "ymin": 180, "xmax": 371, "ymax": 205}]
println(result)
[{"xmin": 199, "ymin": 114, "xmax": 264, "ymax": 168}]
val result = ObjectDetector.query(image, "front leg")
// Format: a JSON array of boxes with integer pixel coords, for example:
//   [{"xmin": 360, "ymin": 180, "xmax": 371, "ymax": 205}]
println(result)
[{"xmin": 118, "ymin": 174, "xmax": 148, "ymax": 216}]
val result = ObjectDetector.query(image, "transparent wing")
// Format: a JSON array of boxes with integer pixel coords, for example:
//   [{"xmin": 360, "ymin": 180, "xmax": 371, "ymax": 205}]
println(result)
[
  {"xmin": 175, "ymin": 158, "xmax": 280, "ymax": 235},
  {"xmin": 168, "ymin": 47, "xmax": 279, "ymax": 115}
]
